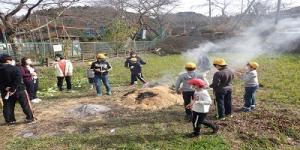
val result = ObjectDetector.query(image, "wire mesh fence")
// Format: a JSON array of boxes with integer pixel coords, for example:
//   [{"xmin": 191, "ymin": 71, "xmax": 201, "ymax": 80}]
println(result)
[{"xmin": 0, "ymin": 40, "xmax": 158, "ymax": 65}]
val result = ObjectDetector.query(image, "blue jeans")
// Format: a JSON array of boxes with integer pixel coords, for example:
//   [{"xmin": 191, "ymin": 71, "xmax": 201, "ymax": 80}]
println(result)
[
  {"xmin": 215, "ymin": 90, "xmax": 232, "ymax": 118},
  {"xmin": 94, "ymin": 75, "xmax": 111, "ymax": 95},
  {"xmin": 244, "ymin": 86, "xmax": 259, "ymax": 109}
]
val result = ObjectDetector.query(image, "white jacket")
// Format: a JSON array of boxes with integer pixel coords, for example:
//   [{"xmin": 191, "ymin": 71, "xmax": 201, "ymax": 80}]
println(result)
[
  {"xmin": 54, "ymin": 60, "xmax": 73, "ymax": 77},
  {"xmin": 192, "ymin": 89, "xmax": 212, "ymax": 113}
]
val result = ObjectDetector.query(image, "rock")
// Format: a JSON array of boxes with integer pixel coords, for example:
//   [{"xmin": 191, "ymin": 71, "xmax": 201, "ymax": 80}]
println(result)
[
  {"xmin": 23, "ymin": 132, "xmax": 34, "ymax": 138},
  {"xmin": 72, "ymin": 104, "xmax": 111, "ymax": 117}
]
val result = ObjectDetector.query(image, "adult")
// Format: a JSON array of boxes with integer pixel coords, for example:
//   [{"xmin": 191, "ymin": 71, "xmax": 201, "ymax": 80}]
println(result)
[
  {"xmin": 54, "ymin": 54, "xmax": 73, "ymax": 91},
  {"xmin": 0, "ymin": 54, "xmax": 35, "ymax": 125},
  {"xmin": 20, "ymin": 57, "xmax": 41, "ymax": 103},
  {"xmin": 90, "ymin": 53, "xmax": 112, "ymax": 96},
  {"xmin": 209, "ymin": 58, "xmax": 234, "ymax": 120}
]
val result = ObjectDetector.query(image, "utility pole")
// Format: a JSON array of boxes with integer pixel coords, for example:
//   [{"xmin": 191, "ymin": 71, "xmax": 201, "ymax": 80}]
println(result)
[
  {"xmin": 241, "ymin": 0, "xmax": 244, "ymax": 14},
  {"xmin": 208, "ymin": 0, "xmax": 212, "ymax": 24},
  {"xmin": 275, "ymin": 0, "xmax": 281, "ymax": 24}
]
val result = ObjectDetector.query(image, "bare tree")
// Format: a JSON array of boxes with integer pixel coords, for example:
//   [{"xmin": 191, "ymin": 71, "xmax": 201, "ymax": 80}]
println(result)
[
  {"xmin": 0, "ymin": 0, "xmax": 79, "ymax": 59},
  {"xmin": 95, "ymin": 0, "xmax": 178, "ymax": 40},
  {"xmin": 211, "ymin": 0, "xmax": 232, "ymax": 17}
]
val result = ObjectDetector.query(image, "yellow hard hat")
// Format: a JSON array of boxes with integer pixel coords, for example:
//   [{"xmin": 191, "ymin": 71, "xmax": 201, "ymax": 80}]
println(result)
[
  {"xmin": 185, "ymin": 62, "xmax": 196, "ymax": 69},
  {"xmin": 97, "ymin": 53, "xmax": 107, "ymax": 59},
  {"xmin": 248, "ymin": 62, "xmax": 259, "ymax": 69},
  {"xmin": 130, "ymin": 57, "xmax": 137, "ymax": 62},
  {"xmin": 213, "ymin": 58, "xmax": 226, "ymax": 66}
]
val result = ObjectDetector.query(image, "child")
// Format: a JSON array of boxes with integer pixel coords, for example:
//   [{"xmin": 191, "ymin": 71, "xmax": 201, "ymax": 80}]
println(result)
[
  {"xmin": 240, "ymin": 62, "xmax": 259, "ymax": 112},
  {"xmin": 87, "ymin": 62, "xmax": 95, "ymax": 90},
  {"xmin": 129, "ymin": 57, "xmax": 147, "ymax": 86},
  {"xmin": 175, "ymin": 63, "xmax": 204, "ymax": 121},
  {"xmin": 90, "ymin": 53, "xmax": 112, "ymax": 96},
  {"xmin": 209, "ymin": 58, "xmax": 234, "ymax": 120},
  {"xmin": 186, "ymin": 78, "xmax": 219, "ymax": 138}
]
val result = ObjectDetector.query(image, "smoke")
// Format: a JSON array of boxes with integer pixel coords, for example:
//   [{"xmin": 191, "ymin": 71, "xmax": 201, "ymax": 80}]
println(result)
[{"xmin": 183, "ymin": 17, "xmax": 300, "ymax": 70}]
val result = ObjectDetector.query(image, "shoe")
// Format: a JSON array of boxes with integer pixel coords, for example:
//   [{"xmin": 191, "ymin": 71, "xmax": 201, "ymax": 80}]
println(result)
[
  {"xmin": 7, "ymin": 121, "xmax": 16, "ymax": 126},
  {"xmin": 226, "ymin": 114, "xmax": 233, "ymax": 118},
  {"xmin": 243, "ymin": 107, "xmax": 251, "ymax": 112},
  {"xmin": 66, "ymin": 90, "xmax": 75, "ymax": 93},
  {"xmin": 219, "ymin": 117, "xmax": 225, "ymax": 121},
  {"xmin": 106, "ymin": 91, "xmax": 112, "ymax": 95},
  {"xmin": 142, "ymin": 82, "xmax": 149, "ymax": 88},
  {"xmin": 31, "ymin": 98, "xmax": 41, "ymax": 103},
  {"xmin": 25, "ymin": 119, "xmax": 36, "ymax": 124},
  {"xmin": 186, "ymin": 132, "xmax": 200, "ymax": 138},
  {"xmin": 212, "ymin": 126, "xmax": 219, "ymax": 134},
  {"xmin": 97, "ymin": 93, "xmax": 102, "ymax": 96}
]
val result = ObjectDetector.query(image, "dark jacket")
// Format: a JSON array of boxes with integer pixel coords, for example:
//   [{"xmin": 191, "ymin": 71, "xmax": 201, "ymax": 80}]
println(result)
[
  {"xmin": 124, "ymin": 56, "xmax": 146, "ymax": 68},
  {"xmin": 129, "ymin": 62, "xmax": 142, "ymax": 74},
  {"xmin": 20, "ymin": 66, "xmax": 33, "ymax": 82},
  {"xmin": 0, "ymin": 64, "xmax": 25, "ymax": 92},
  {"xmin": 209, "ymin": 67, "xmax": 234, "ymax": 92},
  {"xmin": 90, "ymin": 60, "xmax": 112, "ymax": 76}
]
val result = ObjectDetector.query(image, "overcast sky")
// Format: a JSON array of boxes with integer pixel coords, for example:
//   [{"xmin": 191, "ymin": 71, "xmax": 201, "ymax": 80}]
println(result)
[{"xmin": 1, "ymin": 0, "xmax": 300, "ymax": 16}]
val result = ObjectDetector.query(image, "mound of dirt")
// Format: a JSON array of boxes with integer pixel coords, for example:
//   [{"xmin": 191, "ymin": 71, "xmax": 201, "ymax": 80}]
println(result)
[{"xmin": 120, "ymin": 85, "xmax": 182, "ymax": 110}]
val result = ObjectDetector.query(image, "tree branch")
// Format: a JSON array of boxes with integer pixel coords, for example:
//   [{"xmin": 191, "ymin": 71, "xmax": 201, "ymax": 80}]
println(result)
[
  {"xmin": 5, "ymin": 0, "xmax": 28, "ymax": 18},
  {"xmin": 17, "ymin": 0, "xmax": 44, "ymax": 25}
]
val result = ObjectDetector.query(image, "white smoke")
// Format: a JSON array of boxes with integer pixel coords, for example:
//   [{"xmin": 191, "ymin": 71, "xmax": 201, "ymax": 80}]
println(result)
[{"xmin": 183, "ymin": 17, "xmax": 300, "ymax": 70}]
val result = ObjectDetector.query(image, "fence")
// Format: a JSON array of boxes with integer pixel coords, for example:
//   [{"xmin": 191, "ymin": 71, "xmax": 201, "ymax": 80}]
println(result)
[{"xmin": 0, "ymin": 40, "xmax": 158, "ymax": 65}]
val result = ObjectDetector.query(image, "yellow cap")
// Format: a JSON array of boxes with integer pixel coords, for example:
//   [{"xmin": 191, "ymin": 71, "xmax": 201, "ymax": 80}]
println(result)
[
  {"xmin": 213, "ymin": 58, "xmax": 226, "ymax": 66},
  {"xmin": 97, "ymin": 53, "xmax": 107, "ymax": 59},
  {"xmin": 130, "ymin": 57, "xmax": 137, "ymax": 62},
  {"xmin": 185, "ymin": 62, "xmax": 196, "ymax": 69},
  {"xmin": 248, "ymin": 62, "xmax": 259, "ymax": 69}
]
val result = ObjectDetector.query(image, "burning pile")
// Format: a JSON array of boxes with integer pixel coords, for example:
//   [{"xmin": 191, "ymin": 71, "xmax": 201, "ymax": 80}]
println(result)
[{"xmin": 120, "ymin": 85, "xmax": 182, "ymax": 110}]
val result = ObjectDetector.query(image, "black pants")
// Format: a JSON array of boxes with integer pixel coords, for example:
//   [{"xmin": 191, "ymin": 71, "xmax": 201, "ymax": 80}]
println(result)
[
  {"xmin": 24, "ymin": 80, "xmax": 34, "ymax": 100},
  {"xmin": 130, "ymin": 72, "xmax": 146, "ymax": 85},
  {"xmin": 33, "ymin": 78, "xmax": 39, "ymax": 99},
  {"xmin": 1, "ymin": 90, "xmax": 34, "ymax": 123},
  {"xmin": 192, "ymin": 111, "xmax": 217, "ymax": 135},
  {"xmin": 215, "ymin": 90, "xmax": 232, "ymax": 118},
  {"xmin": 57, "ymin": 76, "xmax": 72, "ymax": 91},
  {"xmin": 182, "ymin": 91, "xmax": 194, "ymax": 116}
]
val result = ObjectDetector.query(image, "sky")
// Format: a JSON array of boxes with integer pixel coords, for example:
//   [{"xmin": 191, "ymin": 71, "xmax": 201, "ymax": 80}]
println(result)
[
  {"xmin": 1, "ymin": 0, "xmax": 300, "ymax": 17},
  {"xmin": 174, "ymin": 0, "xmax": 300, "ymax": 16}
]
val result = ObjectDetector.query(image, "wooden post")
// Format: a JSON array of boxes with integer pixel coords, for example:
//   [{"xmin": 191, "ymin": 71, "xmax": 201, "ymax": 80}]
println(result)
[{"xmin": 275, "ymin": 0, "xmax": 281, "ymax": 24}]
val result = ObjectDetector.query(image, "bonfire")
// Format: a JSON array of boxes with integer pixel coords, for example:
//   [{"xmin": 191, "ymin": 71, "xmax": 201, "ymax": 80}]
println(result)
[{"xmin": 120, "ymin": 84, "xmax": 182, "ymax": 110}]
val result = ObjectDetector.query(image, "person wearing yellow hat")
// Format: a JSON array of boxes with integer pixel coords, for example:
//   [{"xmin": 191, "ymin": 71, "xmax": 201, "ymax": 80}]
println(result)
[
  {"xmin": 124, "ymin": 51, "xmax": 146, "ymax": 84},
  {"xmin": 128, "ymin": 57, "xmax": 148, "ymax": 86},
  {"xmin": 240, "ymin": 62, "xmax": 259, "ymax": 112},
  {"xmin": 175, "ymin": 62, "xmax": 205, "ymax": 121},
  {"xmin": 209, "ymin": 58, "xmax": 234, "ymax": 120},
  {"xmin": 90, "ymin": 53, "xmax": 112, "ymax": 96}
]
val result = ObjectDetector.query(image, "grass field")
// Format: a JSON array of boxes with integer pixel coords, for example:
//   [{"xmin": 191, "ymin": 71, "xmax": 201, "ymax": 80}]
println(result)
[{"xmin": 0, "ymin": 53, "xmax": 300, "ymax": 150}]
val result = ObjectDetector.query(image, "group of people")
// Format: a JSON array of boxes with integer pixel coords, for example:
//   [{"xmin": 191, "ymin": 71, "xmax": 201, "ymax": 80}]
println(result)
[{"xmin": 175, "ymin": 57, "xmax": 259, "ymax": 138}]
